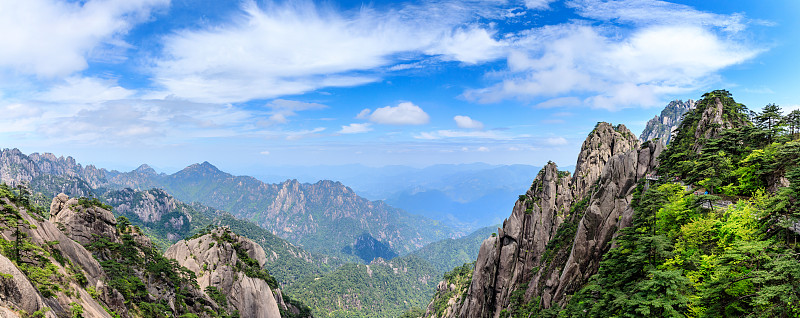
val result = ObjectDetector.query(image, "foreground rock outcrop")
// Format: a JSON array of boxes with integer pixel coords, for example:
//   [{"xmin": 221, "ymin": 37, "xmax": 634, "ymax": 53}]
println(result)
[
  {"xmin": 0, "ymin": 189, "xmax": 224, "ymax": 317},
  {"xmin": 165, "ymin": 227, "xmax": 285, "ymax": 318},
  {"xmin": 427, "ymin": 123, "xmax": 666, "ymax": 317}
]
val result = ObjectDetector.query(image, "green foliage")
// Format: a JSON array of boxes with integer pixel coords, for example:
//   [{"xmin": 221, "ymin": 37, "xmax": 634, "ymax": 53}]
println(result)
[
  {"xmin": 69, "ymin": 302, "xmax": 84, "ymax": 318},
  {"xmin": 85, "ymin": 226, "xmax": 210, "ymax": 317},
  {"xmin": 408, "ymin": 225, "xmax": 496, "ymax": 274},
  {"xmin": 205, "ymin": 286, "xmax": 227, "ymax": 308},
  {"xmin": 562, "ymin": 126, "xmax": 800, "ymax": 318},
  {"xmin": 27, "ymin": 307, "xmax": 51, "ymax": 318},
  {"xmin": 77, "ymin": 196, "xmax": 112, "ymax": 210},
  {"xmin": 431, "ymin": 263, "xmax": 474, "ymax": 317},
  {"xmin": 398, "ymin": 307, "xmax": 425, "ymax": 318},
  {"xmin": 286, "ymin": 255, "xmax": 438, "ymax": 318}
]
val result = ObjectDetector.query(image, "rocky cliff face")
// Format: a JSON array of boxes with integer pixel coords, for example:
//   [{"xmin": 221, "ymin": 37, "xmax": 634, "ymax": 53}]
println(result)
[
  {"xmin": 0, "ymin": 189, "xmax": 226, "ymax": 317},
  {"xmin": 429, "ymin": 123, "xmax": 667, "ymax": 317},
  {"xmin": 0, "ymin": 149, "xmax": 108, "ymax": 190},
  {"xmin": 164, "ymin": 228, "xmax": 284, "ymax": 318},
  {"xmin": 0, "ymin": 192, "xmax": 116, "ymax": 317},
  {"xmin": 50, "ymin": 194, "xmax": 118, "ymax": 246},
  {"xmin": 639, "ymin": 100, "xmax": 695, "ymax": 144},
  {"xmin": 102, "ymin": 188, "xmax": 198, "ymax": 242}
]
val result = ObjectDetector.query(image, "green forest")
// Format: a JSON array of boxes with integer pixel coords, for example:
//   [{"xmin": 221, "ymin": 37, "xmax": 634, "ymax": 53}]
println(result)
[{"xmin": 502, "ymin": 90, "xmax": 800, "ymax": 317}]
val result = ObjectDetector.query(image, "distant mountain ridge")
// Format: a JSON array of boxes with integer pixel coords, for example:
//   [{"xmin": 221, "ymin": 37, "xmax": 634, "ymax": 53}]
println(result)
[
  {"xmin": 0, "ymin": 149, "xmax": 459, "ymax": 258},
  {"xmin": 256, "ymin": 163, "xmax": 541, "ymax": 229}
]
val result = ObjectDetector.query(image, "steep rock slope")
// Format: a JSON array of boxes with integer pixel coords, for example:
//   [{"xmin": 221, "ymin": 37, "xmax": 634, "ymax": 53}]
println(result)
[
  {"xmin": 0, "ymin": 187, "xmax": 221, "ymax": 317},
  {"xmin": 165, "ymin": 227, "xmax": 309, "ymax": 317},
  {"xmin": 428, "ymin": 123, "xmax": 668, "ymax": 317},
  {"xmin": 639, "ymin": 100, "xmax": 695, "ymax": 144}
]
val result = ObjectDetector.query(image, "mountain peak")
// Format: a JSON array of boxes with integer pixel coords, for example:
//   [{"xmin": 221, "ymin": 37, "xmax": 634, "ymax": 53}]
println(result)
[
  {"xmin": 185, "ymin": 161, "xmax": 221, "ymax": 173},
  {"xmin": 639, "ymin": 99, "xmax": 695, "ymax": 144},
  {"xmin": 134, "ymin": 164, "xmax": 156, "ymax": 174},
  {"xmin": 572, "ymin": 121, "xmax": 638, "ymax": 198}
]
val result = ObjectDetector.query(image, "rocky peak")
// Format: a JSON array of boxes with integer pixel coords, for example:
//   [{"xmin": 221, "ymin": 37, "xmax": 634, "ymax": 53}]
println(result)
[
  {"xmin": 165, "ymin": 227, "xmax": 281, "ymax": 318},
  {"xmin": 133, "ymin": 164, "xmax": 157, "ymax": 175},
  {"xmin": 639, "ymin": 99, "xmax": 695, "ymax": 144},
  {"xmin": 50, "ymin": 193, "xmax": 118, "ymax": 245},
  {"xmin": 0, "ymin": 149, "xmax": 110, "ymax": 189},
  {"xmin": 438, "ymin": 120, "xmax": 662, "ymax": 317},
  {"xmin": 664, "ymin": 90, "xmax": 751, "ymax": 156},
  {"xmin": 176, "ymin": 161, "xmax": 226, "ymax": 179},
  {"xmin": 572, "ymin": 122, "xmax": 639, "ymax": 199},
  {"xmin": 104, "ymin": 188, "xmax": 177, "ymax": 223}
]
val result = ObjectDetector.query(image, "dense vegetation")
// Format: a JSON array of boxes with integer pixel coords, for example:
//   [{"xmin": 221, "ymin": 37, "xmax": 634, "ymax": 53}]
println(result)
[
  {"xmin": 85, "ymin": 217, "xmax": 223, "ymax": 317},
  {"xmin": 204, "ymin": 213, "xmax": 348, "ymax": 285},
  {"xmin": 286, "ymin": 224, "xmax": 495, "ymax": 317},
  {"xmin": 428, "ymin": 262, "xmax": 475, "ymax": 317},
  {"xmin": 341, "ymin": 233, "xmax": 399, "ymax": 263},
  {"xmin": 286, "ymin": 254, "xmax": 439, "ymax": 318},
  {"xmin": 496, "ymin": 90, "xmax": 800, "ymax": 317},
  {"xmin": 408, "ymin": 225, "xmax": 495, "ymax": 274}
]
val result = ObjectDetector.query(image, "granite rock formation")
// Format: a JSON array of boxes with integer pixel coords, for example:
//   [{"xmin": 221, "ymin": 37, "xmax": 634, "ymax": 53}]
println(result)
[
  {"xmin": 639, "ymin": 100, "xmax": 695, "ymax": 144},
  {"xmin": 165, "ymin": 227, "xmax": 283, "ymax": 317},
  {"xmin": 427, "ymin": 123, "xmax": 667, "ymax": 317}
]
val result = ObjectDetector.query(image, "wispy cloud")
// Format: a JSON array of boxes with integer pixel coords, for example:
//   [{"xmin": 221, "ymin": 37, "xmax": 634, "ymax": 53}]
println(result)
[
  {"xmin": 151, "ymin": 1, "xmax": 508, "ymax": 103},
  {"xmin": 339, "ymin": 123, "xmax": 373, "ymax": 134},
  {"xmin": 545, "ymin": 137, "xmax": 568, "ymax": 145},
  {"xmin": 0, "ymin": 0, "xmax": 168, "ymax": 78},
  {"xmin": 465, "ymin": 21, "xmax": 760, "ymax": 109},
  {"xmin": 414, "ymin": 129, "xmax": 512, "ymax": 140},
  {"xmin": 261, "ymin": 99, "xmax": 327, "ymax": 126}
]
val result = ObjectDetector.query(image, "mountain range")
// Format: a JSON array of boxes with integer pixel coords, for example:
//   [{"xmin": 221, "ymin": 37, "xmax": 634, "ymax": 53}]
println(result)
[{"xmin": 0, "ymin": 151, "xmax": 460, "ymax": 258}]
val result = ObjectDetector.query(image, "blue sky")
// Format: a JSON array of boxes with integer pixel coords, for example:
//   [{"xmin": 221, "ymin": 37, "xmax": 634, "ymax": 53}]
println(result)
[{"xmin": 0, "ymin": 0, "xmax": 797, "ymax": 174}]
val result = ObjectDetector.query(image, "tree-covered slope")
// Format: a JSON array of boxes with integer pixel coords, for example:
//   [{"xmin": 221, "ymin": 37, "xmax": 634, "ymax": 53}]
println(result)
[
  {"xmin": 286, "ymin": 254, "xmax": 438, "ymax": 318},
  {"xmin": 408, "ymin": 225, "xmax": 496, "ymax": 274}
]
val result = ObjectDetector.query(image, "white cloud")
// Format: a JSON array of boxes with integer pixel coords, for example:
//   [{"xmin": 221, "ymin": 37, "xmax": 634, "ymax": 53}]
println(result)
[
  {"xmin": 477, "ymin": 146, "xmax": 490, "ymax": 152},
  {"xmin": 414, "ymin": 129, "xmax": 510, "ymax": 140},
  {"xmin": 545, "ymin": 137, "xmax": 568, "ymax": 145},
  {"xmin": 152, "ymin": 1, "xmax": 507, "ymax": 103},
  {"xmin": 454, "ymin": 115, "xmax": 484, "ymax": 129},
  {"xmin": 525, "ymin": 0, "xmax": 558, "ymax": 10},
  {"xmin": 356, "ymin": 108, "xmax": 372, "ymax": 119},
  {"xmin": 368, "ymin": 102, "xmax": 430, "ymax": 125},
  {"xmin": 567, "ymin": 0, "xmax": 746, "ymax": 32},
  {"xmin": 339, "ymin": 123, "xmax": 373, "ymax": 134},
  {"xmin": 465, "ymin": 22, "xmax": 759, "ymax": 109},
  {"xmin": 536, "ymin": 97, "xmax": 581, "ymax": 109},
  {"xmin": 261, "ymin": 99, "xmax": 327, "ymax": 126},
  {"xmin": 426, "ymin": 27, "xmax": 505, "ymax": 64},
  {"xmin": 0, "ymin": 0, "xmax": 168, "ymax": 77},
  {"xmin": 1, "ymin": 103, "xmax": 42, "ymax": 120},
  {"xmin": 39, "ymin": 77, "xmax": 134, "ymax": 103},
  {"xmin": 260, "ymin": 150, "xmax": 270, "ymax": 155},
  {"xmin": 285, "ymin": 127, "xmax": 326, "ymax": 141},
  {"xmin": 0, "ymin": 98, "xmax": 260, "ymax": 144}
]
